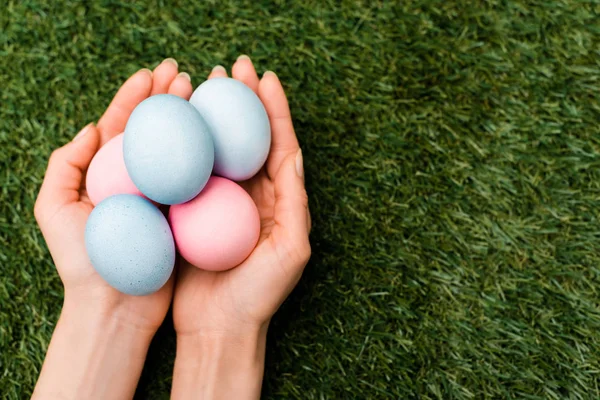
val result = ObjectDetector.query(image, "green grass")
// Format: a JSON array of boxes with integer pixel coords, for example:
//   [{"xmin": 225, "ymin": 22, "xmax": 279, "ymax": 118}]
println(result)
[{"xmin": 2, "ymin": 0, "xmax": 600, "ymax": 398}]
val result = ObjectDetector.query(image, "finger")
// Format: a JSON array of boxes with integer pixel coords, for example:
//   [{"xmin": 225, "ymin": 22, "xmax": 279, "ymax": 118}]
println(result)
[
  {"xmin": 35, "ymin": 124, "xmax": 100, "ymax": 223},
  {"xmin": 96, "ymin": 69, "xmax": 153, "ymax": 145},
  {"xmin": 168, "ymin": 72, "xmax": 193, "ymax": 100},
  {"xmin": 208, "ymin": 65, "xmax": 228, "ymax": 79},
  {"xmin": 271, "ymin": 149, "xmax": 310, "ymax": 261},
  {"xmin": 258, "ymin": 71, "xmax": 299, "ymax": 179},
  {"xmin": 151, "ymin": 58, "xmax": 179, "ymax": 95},
  {"xmin": 231, "ymin": 55, "xmax": 260, "ymax": 93}
]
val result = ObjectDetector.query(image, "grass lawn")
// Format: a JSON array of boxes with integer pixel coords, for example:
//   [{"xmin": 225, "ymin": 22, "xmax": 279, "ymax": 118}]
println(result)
[{"xmin": 2, "ymin": 0, "xmax": 600, "ymax": 398}]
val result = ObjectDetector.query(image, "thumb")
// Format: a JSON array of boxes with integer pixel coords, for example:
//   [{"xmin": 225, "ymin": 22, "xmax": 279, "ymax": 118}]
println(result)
[
  {"xmin": 35, "ymin": 124, "xmax": 100, "ymax": 222},
  {"xmin": 272, "ymin": 149, "xmax": 311, "ymax": 264}
]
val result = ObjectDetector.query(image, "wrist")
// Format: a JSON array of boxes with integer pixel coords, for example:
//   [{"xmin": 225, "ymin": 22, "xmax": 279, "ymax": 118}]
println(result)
[
  {"xmin": 63, "ymin": 286, "xmax": 162, "ymax": 335},
  {"xmin": 172, "ymin": 324, "xmax": 268, "ymax": 400},
  {"xmin": 32, "ymin": 296, "xmax": 154, "ymax": 400},
  {"xmin": 59, "ymin": 295, "xmax": 155, "ymax": 353}
]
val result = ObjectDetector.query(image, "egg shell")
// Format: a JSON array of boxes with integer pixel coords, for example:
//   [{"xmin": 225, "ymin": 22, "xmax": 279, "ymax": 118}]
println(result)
[
  {"xmin": 169, "ymin": 176, "xmax": 260, "ymax": 271},
  {"xmin": 124, "ymin": 94, "xmax": 214, "ymax": 205},
  {"xmin": 86, "ymin": 133, "xmax": 144, "ymax": 205},
  {"xmin": 85, "ymin": 194, "xmax": 175, "ymax": 296},
  {"xmin": 189, "ymin": 78, "xmax": 271, "ymax": 181}
]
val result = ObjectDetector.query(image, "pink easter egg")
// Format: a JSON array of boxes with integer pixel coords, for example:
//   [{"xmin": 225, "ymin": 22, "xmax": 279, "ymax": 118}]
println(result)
[
  {"xmin": 86, "ymin": 133, "xmax": 144, "ymax": 205},
  {"xmin": 169, "ymin": 176, "xmax": 260, "ymax": 271}
]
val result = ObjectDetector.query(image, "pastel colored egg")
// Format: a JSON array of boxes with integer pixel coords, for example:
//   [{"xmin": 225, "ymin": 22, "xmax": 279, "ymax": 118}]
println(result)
[
  {"xmin": 189, "ymin": 78, "xmax": 271, "ymax": 181},
  {"xmin": 85, "ymin": 194, "xmax": 175, "ymax": 296},
  {"xmin": 169, "ymin": 176, "xmax": 260, "ymax": 271},
  {"xmin": 86, "ymin": 133, "xmax": 143, "ymax": 205},
  {"xmin": 123, "ymin": 94, "xmax": 214, "ymax": 205}
]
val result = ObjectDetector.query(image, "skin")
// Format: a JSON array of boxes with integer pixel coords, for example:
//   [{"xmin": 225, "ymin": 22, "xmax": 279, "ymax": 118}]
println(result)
[
  {"xmin": 32, "ymin": 59, "xmax": 192, "ymax": 399},
  {"xmin": 32, "ymin": 55, "xmax": 310, "ymax": 400},
  {"xmin": 171, "ymin": 57, "xmax": 311, "ymax": 399}
]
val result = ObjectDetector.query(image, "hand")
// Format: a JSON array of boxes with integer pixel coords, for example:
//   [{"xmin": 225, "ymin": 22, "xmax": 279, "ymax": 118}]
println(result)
[
  {"xmin": 32, "ymin": 60, "xmax": 193, "ymax": 400},
  {"xmin": 171, "ymin": 56, "xmax": 311, "ymax": 399}
]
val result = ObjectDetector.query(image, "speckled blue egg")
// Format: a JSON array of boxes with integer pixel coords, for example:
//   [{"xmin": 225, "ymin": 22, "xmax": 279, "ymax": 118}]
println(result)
[
  {"xmin": 189, "ymin": 78, "xmax": 271, "ymax": 181},
  {"xmin": 123, "ymin": 94, "xmax": 214, "ymax": 205},
  {"xmin": 85, "ymin": 194, "xmax": 175, "ymax": 296}
]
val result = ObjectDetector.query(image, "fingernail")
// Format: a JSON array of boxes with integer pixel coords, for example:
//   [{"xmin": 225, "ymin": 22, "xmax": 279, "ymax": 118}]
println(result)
[
  {"xmin": 212, "ymin": 65, "xmax": 226, "ymax": 73},
  {"xmin": 263, "ymin": 70, "xmax": 277, "ymax": 78},
  {"xmin": 237, "ymin": 54, "xmax": 251, "ymax": 61},
  {"xmin": 73, "ymin": 123, "xmax": 93, "ymax": 141},
  {"xmin": 295, "ymin": 149, "xmax": 304, "ymax": 178},
  {"xmin": 177, "ymin": 72, "xmax": 191, "ymax": 81},
  {"xmin": 138, "ymin": 68, "xmax": 153, "ymax": 77},
  {"xmin": 162, "ymin": 58, "xmax": 178, "ymax": 67}
]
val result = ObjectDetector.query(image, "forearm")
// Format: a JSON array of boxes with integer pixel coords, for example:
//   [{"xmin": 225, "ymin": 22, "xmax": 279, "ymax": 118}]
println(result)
[
  {"xmin": 32, "ymin": 298, "xmax": 154, "ymax": 400},
  {"xmin": 171, "ymin": 326, "xmax": 268, "ymax": 400}
]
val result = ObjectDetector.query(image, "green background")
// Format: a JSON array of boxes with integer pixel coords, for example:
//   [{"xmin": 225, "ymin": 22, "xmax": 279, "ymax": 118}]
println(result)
[{"xmin": 2, "ymin": 0, "xmax": 600, "ymax": 398}]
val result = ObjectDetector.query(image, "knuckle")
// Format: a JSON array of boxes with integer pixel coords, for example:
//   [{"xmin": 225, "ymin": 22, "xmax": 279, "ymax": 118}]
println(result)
[
  {"xmin": 297, "ymin": 189, "xmax": 309, "ymax": 210},
  {"xmin": 299, "ymin": 190, "xmax": 309, "ymax": 207},
  {"xmin": 48, "ymin": 148, "xmax": 64, "ymax": 165},
  {"xmin": 33, "ymin": 197, "xmax": 45, "ymax": 224}
]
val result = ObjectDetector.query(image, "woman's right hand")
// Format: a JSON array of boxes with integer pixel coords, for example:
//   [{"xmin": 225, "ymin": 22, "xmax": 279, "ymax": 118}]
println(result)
[{"xmin": 171, "ymin": 56, "xmax": 311, "ymax": 400}]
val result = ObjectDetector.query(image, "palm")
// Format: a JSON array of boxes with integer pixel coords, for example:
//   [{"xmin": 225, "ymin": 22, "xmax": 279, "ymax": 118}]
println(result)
[
  {"xmin": 245, "ymin": 170, "xmax": 276, "ymax": 239},
  {"xmin": 48, "ymin": 161, "xmax": 171, "ymax": 330},
  {"xmin": 174, "ymin": 170, "xmax": 278, "ymax": 332},
  {"xmin": 57, "ymin": 203, "xmax": 174, "ymax": 330}
]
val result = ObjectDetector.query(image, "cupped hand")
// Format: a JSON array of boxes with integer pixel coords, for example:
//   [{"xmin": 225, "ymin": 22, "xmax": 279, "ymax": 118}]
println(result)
[
  {"xmin": 172, "ymin": 56, "xmax": 312, "ymax": 337},
  {"xmin": 35, "ymin": 59, "xmax": 193, "ymax": 333}
]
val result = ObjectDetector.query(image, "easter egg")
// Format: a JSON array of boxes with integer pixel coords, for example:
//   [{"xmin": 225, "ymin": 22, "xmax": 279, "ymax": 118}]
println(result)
[
  {"xmin": 169, "ymin": 176, "xmax": 260, "ymax": 271},
  {"xmin": 86, "ymin": 133, "xmax": 143, "ymax": 205},
  {"xmin": 123, "ymin": 94, "xmax": 214, "ymax": 205},
  {"xmin": 85, "ymin": 194, "xmax": 175, "ymax": 296},
  {"xmin": 189, "ymin": 78, "xmax": 271, "ymax": 181}
]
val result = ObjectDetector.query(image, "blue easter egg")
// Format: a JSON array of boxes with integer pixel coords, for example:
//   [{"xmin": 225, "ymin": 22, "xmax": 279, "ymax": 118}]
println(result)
[
  {"xmin": 189, "ymin": 78, "xmax": 271, "ymax": 181},
  {"xmin": 123, "ymin": 94, "xmax": 214, "ymax": 205},
  {"xmin": 85, "ymin": 194, "xmax": 175, "ymax": 296}
]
